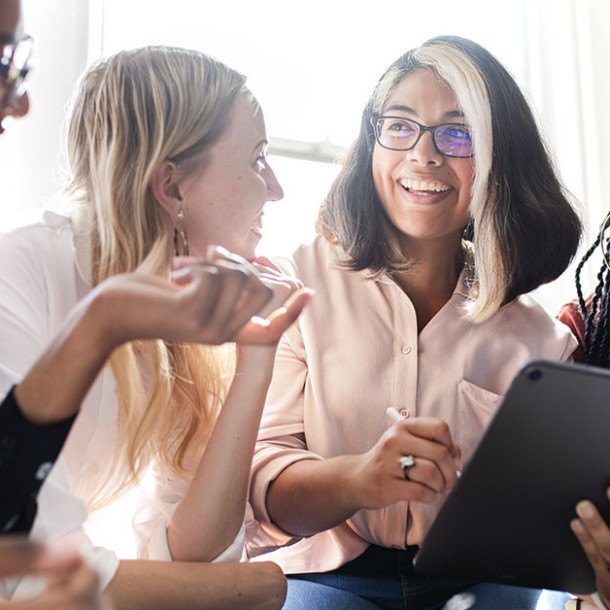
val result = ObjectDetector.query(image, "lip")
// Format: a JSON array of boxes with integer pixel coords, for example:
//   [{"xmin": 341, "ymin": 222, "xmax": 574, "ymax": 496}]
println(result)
[
  {"xmin": 250, "ymin": 212, "xmax": 264, "ymax": 237},
  {"xmin": 397, "ymin": 176, "xmax": 454, "ymax": 205}
]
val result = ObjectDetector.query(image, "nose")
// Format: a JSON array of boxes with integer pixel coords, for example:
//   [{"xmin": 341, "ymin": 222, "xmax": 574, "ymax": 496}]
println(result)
[
  {"xmin": 405, "ymin": 129, "xmax": 443, "ymax": 166},
  {"xmin": 9, "ymin": 91, "xmax": 30, "ymax": 118},
  {"xmin": 265, "ymin": 165, "xmax": 284, "ymax": 202}
]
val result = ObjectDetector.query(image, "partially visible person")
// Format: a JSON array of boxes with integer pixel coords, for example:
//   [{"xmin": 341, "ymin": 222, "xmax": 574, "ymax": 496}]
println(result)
[
  {"xmin": 0, "ymin": 1, "xmax": 112, "ymax": 607},
  {"xmin": 0, "ymin": 43, "xmax": 310, "ymax": 609},
  {"xmin": 246, "ymin": 35, "xmax": 581, "ymax": 609},
  {"xmin": 557, "ymin": 215, "xmax": 610, "ymax": 610},
  {"xmin": 0, "ymin": 0, "xmax": 29, "ymax": 132},
  {"xmin": 569, "ymin": 488, "xmax": 610, "ymax": 610},
  {"xmin": 558, "ymin": 210, "xmax": 610, "ymax": 365}
]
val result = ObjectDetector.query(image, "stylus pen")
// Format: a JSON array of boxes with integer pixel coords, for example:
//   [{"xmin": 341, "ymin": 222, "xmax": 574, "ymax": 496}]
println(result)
[{"xmin": 386, "ymin": 407, "xmax": 462, "ymax": 478}]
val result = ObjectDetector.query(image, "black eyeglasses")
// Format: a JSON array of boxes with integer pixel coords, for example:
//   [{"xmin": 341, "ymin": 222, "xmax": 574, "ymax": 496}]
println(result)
[
  {"xmin": 0, "ymin": 35, "xmax": 34, "ymax": 110},
  {"xmin": 371, "ymin": 116, "xmax": 474, "ymax": 158}
]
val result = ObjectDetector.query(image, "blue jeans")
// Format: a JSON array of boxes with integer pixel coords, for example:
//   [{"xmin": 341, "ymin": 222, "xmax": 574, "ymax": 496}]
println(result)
[{"xmin": 281, "ymin": 545, "xmax": 571, "ymax": 610}]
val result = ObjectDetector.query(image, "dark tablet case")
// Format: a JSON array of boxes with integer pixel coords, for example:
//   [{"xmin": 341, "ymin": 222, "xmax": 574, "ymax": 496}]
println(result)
[{"xmin": 413, "ymin": 358, "xmax": 610, "ymax": 595}]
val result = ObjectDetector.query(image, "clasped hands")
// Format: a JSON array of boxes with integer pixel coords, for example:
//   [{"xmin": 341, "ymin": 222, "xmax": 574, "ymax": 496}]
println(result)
[{"xmin": 93, "ymin": 245, "xmax": 312, "ymax": 350}]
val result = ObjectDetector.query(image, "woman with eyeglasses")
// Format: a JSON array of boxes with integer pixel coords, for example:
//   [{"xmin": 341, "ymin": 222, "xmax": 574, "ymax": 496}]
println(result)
[
  {"xmin": 246, "ymin": 36, "xmax": 581, "ymax": 609},
  {"xmin": 0, "ymin": 42, "xmax": 313, "ymax": 609}
]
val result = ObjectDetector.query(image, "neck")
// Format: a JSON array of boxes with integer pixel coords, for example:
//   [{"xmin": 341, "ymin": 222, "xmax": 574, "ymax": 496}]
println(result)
[{"xmin": 391, "ymin": 235, "xmax": 465, "ymax": 332}]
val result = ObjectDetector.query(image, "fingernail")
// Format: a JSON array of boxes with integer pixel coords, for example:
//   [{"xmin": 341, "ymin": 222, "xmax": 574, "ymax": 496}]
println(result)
[
  {"xmin": 205, "ymin": 244, "xmax": 221, "ymax": 259},
  {"xmin": 576, "ymin": 500, "xmax": 596, "ymax": 519},
  {"xmin": 570, "ymin": 518, "xmax": 585, "ymax": 535}
]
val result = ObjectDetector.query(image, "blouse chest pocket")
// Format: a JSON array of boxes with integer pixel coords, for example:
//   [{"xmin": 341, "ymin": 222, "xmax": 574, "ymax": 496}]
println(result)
[{"xmin": 455, "ymin": 379, "xmax": 502, "ymax": 466}]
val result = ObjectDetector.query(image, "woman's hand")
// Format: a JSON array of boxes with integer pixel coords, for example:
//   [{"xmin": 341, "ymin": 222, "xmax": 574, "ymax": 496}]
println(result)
[
  {"xmin": 0, "ymin": 537, "xmax": 109, "ymax": 610},
  {"xmin": 87, "ymin": 250, "xmax": 310, "ymax": 351},
  {"xmin": 267, "ymin": 415, "xmax": 461, "ymax": 537},
  {"xmin": 15, "ymin": 247, "xmax": 310, "ymax": 425},
  {"xmin": 571, "ymin": 487, "xmax": 610, "ymax": 609},
  {"xmin": 350, "ymin": 416, "xmax": 461, "ymax": 509},
  {"xmin": 168, "ymin": 249, "xmax": 311, "ymax": 346}
]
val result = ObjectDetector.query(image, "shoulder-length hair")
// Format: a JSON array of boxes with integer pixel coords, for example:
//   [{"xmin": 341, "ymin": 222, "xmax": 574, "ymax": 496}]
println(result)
[
  {"xmin": 65, "ymin": 46, "xmax": 246, "ymax": 505},
  {"xmin": 318, "ymin": 35, "xmax": 582, "ymax": 321}
]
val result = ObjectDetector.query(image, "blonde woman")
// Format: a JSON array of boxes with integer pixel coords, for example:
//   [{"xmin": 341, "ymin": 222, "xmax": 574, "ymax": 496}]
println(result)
[
  {"xmin": 247, "ymin": 36, "xmax": 581, "ymax": 609},
  {"xmin": 0, "ymin": 46, "xmax": 310, "ymax": 609}
]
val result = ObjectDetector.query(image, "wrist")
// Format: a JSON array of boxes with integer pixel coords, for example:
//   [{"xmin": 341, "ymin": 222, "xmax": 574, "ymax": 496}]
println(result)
[
  {"xmin": 84, "ymin": 280, "xmax": 143, "ymax": 352},
  {"xmin": 235, "ymin": 345, "xmax": 277, "ymax": 377},
  {"xmin": 333, "ymin": 454, "xmax": 367, "ymax": 514}
]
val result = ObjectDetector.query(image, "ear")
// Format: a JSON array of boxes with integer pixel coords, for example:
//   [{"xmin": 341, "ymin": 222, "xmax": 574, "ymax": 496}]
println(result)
[{"xmin": 150, "ymin": 160, "xmax": 183, "ymax": 215}]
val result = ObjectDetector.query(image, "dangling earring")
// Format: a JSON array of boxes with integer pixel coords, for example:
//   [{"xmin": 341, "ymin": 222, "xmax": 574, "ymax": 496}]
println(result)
[
  {"xmin": 173, "ymin": 208, "xmax": 189, "ymax": 256},
  {"xmin": 462, "ymin": 219, "xmax": 474, "ymax": 242}
]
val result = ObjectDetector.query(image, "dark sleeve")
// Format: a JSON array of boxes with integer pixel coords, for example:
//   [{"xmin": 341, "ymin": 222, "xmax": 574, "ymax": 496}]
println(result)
[{"xmin": 0, "ymin": 387, "xmax": 75, "ymax": 534}]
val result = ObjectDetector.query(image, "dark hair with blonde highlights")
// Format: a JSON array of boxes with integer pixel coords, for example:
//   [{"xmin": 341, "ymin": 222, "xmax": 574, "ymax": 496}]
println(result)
[{"xmin": 318, "ymin": 35, "xmax": 581, "ymax": 321}]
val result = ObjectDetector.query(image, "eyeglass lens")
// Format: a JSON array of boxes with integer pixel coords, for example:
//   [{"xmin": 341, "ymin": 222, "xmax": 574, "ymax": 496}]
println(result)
[
  {"xmin": 1, "ymin": 36, "xmax": 33, "ymax": 109},
  {"xmin": 375, "ymin": 117, "xmax": 473, "ymax": 158}
]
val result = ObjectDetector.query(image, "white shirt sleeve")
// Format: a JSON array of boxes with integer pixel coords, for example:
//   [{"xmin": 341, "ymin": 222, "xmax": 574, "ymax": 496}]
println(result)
[
  {"xmin": 5, "ymin": 457, "xmax": 119, "ymax": 601},
  {"xmin": 133, "ymin": 461, "xmax": 244, "ymax": 563}
]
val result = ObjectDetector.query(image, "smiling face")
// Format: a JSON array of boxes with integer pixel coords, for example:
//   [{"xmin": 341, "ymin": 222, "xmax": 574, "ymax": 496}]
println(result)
[
  {"xmin": 175, "ymin": 91, "xmax": 283, "ymax": 260},
  {"xmin": 372, "ymin": 68, "xmax": 474, "ymax": 251}
]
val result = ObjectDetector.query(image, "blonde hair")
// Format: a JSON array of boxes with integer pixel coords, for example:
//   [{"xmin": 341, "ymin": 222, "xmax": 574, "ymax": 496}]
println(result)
[
  {"xmin": 320, "ymin": 36, "xmax": 580, "ymax": 321},
  {"xmin": 65, "ymin": 46, "xmax": 247, "ymax": 505}
]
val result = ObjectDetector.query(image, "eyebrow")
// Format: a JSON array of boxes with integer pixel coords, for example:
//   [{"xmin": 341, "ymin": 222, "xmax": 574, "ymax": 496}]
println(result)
[{"xmin": 384, "ymin": 104, "xmax": 466, "ymax": 120}]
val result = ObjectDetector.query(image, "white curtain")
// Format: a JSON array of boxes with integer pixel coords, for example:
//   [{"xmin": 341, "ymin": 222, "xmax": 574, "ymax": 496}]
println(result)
[{"xmin": 526, "ymin": 0, "xmax": 610, "ymax": 309}]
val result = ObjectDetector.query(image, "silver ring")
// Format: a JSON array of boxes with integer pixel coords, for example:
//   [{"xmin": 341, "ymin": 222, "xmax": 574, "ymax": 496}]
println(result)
[{"xmin": 399, "ymin": 455, "xmax": 416, "ymax": 480}]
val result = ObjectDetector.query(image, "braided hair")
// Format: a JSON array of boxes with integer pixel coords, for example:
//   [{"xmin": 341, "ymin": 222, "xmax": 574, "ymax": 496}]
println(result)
[{"xmin": 576, "ymin": 212, "xmax": 610, "ymax": 367}]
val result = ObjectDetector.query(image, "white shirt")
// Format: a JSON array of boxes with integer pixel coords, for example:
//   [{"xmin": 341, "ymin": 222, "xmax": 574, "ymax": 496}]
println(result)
[
  {"xmin": 0, "ymin": 211, "xmax": 243, "ymax": 600},
  {"xmin": 247, "ymin": 236, "xmax": 577, "ymax": 574}
]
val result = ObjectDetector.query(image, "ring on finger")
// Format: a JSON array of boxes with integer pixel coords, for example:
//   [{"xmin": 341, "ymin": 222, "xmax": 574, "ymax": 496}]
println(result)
[{"xmin": 399, "ymin": 455, "xmax": 416, "ymax": 481}]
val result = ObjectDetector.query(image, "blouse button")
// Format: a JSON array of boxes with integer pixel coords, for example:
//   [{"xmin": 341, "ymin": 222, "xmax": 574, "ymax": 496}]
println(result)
[
  {"xmin": 401, "ymin": 345, "xmax": 412, "ymax": 355},
  {"xmin": 400, "ymin": 409, "xmax": 411, "ymax": 419}
]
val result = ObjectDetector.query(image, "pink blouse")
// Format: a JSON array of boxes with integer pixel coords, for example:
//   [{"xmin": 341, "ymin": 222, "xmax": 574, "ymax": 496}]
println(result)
[{"xmin": 247, "ymin": 236, "xmax": 577, "ymax": 574}]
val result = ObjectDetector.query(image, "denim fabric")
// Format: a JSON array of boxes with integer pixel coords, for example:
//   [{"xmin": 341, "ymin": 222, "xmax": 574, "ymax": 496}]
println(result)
[{"xmin": 282, "ymin": 545, "xmax": 571, "ymax": 610}]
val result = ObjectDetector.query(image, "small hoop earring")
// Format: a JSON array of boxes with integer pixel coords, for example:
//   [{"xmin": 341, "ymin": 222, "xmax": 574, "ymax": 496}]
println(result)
[{"xmin": 173, "ymin": 209, "xmax": 189, "ymax": 256}]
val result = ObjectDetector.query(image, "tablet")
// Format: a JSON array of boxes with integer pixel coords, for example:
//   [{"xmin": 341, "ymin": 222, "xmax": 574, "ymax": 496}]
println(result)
[{"xmin": 413, "ymin": 358, "xmax": 610, "ymax": 594}]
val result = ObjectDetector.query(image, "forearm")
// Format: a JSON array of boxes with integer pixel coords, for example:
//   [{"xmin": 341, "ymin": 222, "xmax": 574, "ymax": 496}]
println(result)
[
  {"xmin": 266, "ymin": 454, "xmax": 364, "ymax": 537},
  {"xmin": 169, "ymin": 346, "xmax": 277, "ymax": 561},
  {"xmin": 14, "ymin": 291, "xmax": 118, "ymax": 425},
  {"xmin": 106, "ymin": 559, "xmax": 286, "ymax": 610}
]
